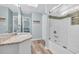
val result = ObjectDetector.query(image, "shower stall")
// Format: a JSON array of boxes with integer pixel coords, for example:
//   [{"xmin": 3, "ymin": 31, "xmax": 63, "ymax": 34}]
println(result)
[{"xmin": 48, "ymin": 4, "xmax": 79, "ymax": 54}]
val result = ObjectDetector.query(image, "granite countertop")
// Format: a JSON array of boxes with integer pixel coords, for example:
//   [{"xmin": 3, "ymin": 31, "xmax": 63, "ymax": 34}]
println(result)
[{"xmin": 0, "ymin": 33, "xmax": 32, "ymax": 45}]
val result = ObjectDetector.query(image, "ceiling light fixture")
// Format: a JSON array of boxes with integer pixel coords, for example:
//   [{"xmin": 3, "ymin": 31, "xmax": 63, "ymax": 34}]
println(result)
[{"xmin": 27, "ymin": 4, "xmax": 38, "ymax": 8}]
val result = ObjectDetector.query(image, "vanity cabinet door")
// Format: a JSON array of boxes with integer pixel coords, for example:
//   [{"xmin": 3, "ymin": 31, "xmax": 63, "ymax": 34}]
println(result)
[
  {"xmin": 19, "ymin": 39, "xmax": 31, "ymax": 54},
  {"xmin": 0, "ymin": 44, "xmax": 19, "ymax": 54}
]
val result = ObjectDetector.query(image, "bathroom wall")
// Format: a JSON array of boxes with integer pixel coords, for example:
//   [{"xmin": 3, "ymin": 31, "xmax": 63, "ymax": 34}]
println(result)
[
  {"xmin": 0, "ymin": 6, "xmax": 13, "ymax": 33},
  {"xmin": 8, "ymin": 9, "xmax": 13, "ymax": 33},
  {"xmin": 42, "ymin": 14, "xmax": 49, "ymax": 47},
  {"xmin": 32, "ymin": 13, "xmax": 42, "ymax": 39},
  {"xmin": 42, "ymin": 14, "xmax": 49, "ymax": 40}
]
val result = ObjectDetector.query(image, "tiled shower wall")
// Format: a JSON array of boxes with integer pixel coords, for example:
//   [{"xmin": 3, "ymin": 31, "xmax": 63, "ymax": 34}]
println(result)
[{"xmin": 49, "ymin": 17, "xmax": 79, "ymax": 53}]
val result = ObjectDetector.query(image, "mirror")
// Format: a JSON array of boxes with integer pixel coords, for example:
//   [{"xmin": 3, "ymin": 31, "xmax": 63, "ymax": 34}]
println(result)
[{"xmin": 13, "ymin": 4, "xmax": 31, "ymax": 33}]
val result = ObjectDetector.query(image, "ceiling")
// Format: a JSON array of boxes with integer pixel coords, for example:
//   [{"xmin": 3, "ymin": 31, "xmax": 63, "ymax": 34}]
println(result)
[
  {"xmin": 0, "ymin": 4, "xmax": 79, "ymax": 16},
  {"xmin": 49, "ymin": 4, "xmax": 79, "ymax": 16},
  {"xmin": 0, "ymin": 4, "xmax": 58, "ymax": 15}
]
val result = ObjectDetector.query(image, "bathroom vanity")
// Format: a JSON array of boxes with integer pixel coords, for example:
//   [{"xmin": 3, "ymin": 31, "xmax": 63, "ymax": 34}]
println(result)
[{"xmin": 0, "ymin": 33, "xmax": 32, "ymax": 54}]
